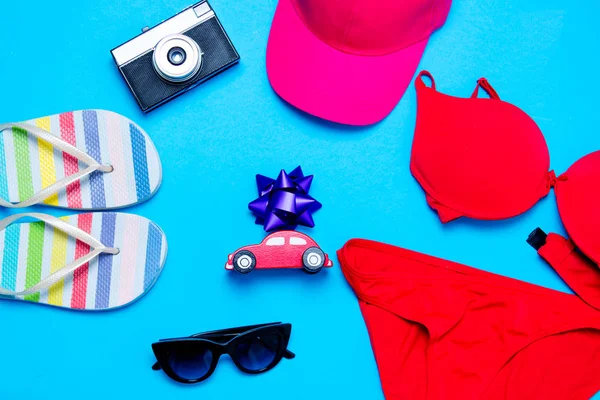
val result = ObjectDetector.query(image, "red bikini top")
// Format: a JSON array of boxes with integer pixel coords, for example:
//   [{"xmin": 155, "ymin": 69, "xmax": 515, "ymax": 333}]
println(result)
[{"xmin": 410, "ymin": 70, "xmax": 600, "ymax": 269}]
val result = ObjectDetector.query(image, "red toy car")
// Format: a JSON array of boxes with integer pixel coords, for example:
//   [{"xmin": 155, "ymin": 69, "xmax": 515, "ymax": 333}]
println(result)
[{"xmin": 225, "ymin": 231, "xmax": 333, "ymax": 274}]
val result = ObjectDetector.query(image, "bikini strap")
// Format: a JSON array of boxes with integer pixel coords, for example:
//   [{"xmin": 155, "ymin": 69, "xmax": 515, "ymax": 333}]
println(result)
[
  {"xmin": 527, "ymin": 228, "xmax": 600, "ymax": 311},
  {"xmin": 415, "ymin": 70, "xmax": 436, "ymax": 90},
  {"xmin": 471, "ymin": 78, "xmax": 500, "ymax": 99}
]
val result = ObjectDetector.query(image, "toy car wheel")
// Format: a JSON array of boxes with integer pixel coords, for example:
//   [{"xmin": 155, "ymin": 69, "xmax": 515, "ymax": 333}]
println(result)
[
  {"xmin": 233, "ymin": 250, "xmax": 256, "ymax": 274},
  {"xmin": 302, "ymin": 247, "xmax": 325, "ymax": 273}
]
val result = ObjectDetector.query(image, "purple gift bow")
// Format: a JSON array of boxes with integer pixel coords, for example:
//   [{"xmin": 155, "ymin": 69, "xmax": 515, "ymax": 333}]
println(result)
[{"xmin": 248, "ymin": 166, "xmax": 322, "ymax": 231}]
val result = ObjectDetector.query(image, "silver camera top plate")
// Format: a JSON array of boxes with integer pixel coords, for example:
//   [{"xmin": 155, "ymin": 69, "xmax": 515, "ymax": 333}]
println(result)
[{"xmin": 112, "ymin": 2, "xmax": 215, "ymax": 66}]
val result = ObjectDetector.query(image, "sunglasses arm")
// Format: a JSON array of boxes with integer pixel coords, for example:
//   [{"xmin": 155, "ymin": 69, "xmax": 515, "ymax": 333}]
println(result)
[
  {"xmin": 284, "ymin": 349, "xmax": 295, "ymax": 359},
  {"xmin": 191, "ymin": 322, "xmax": 283, "ymax": 338}
]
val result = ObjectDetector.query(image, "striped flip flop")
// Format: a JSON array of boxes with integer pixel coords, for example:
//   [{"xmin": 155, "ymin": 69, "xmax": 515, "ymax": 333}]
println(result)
[
  {"xmin": 0, "ymin": 109, "xmax": 162, "ymax": 209},
  {"xmin": 0, "ymin": 212, "xmax": 167, "ymax": 310}
]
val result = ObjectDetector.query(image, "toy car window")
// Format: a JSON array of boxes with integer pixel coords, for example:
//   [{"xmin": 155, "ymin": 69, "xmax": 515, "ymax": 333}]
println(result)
[
  {"xmin": 290, "ymin": 237, "xmax": 307, "ymax": 245},
  {"xmin": 266, "ymin": 237, "xmax": 285, "ymax": 246}
]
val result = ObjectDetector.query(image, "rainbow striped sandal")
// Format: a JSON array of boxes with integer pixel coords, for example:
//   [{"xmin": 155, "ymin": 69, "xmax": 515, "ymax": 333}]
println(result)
[
  {"xmin": 0, "ymin": 109, "xmax": 162, "ymax": 209},
  {"xmin": 0, "ymin": 212, "xmax": 167, "ymax": 310}
]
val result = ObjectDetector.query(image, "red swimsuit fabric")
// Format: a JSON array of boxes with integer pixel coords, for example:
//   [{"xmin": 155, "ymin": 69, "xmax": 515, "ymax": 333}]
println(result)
[
  {"xmin": 410, "ymin": 71, "xmax": 600, "ymax": 271},
  {"xmin": 538, "ymin": 233, "xmax": 600, "ymax": 311},
  {"xmin": 338, "ymin": 239, "xmax": 600, "ymax": 399},
  {"xmin": 410, "ymin": 71, "xmax": 553, "ymax": 223},
  {"xmin": 409, "ymin": 70, "xmax": 600, "ymax": 320}
]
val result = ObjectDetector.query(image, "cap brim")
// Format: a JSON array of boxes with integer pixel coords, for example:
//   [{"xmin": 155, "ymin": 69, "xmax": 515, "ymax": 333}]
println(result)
[{"xmin": 266, "ymin": 0, "xmax": 428, "ymax": 126}]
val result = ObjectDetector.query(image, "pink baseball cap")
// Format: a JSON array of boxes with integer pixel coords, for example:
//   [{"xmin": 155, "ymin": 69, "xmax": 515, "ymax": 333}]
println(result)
[{"xmin": 266, "ymin": 0, "xmax": 452, "ymax": 126}]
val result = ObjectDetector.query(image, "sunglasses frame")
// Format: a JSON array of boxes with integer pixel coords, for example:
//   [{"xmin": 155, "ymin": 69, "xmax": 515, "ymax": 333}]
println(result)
[{"xmin": 152, "ymin": 322, "xmax": 294, "ymax": 384}]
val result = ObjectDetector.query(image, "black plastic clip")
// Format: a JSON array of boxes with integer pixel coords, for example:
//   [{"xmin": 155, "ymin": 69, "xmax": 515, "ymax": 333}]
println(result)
[{"xmin": 526, "ymin": 227, "xmax": 547, "ymax": 250}]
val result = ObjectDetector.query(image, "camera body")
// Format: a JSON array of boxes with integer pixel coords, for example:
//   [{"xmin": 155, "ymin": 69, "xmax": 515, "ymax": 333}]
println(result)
[{"xmin": 111, "ymin": 1, "xmax": 240, "ymax": 112}]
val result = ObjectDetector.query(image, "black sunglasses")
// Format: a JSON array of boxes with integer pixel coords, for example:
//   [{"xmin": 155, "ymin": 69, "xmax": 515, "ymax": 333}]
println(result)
[{"xmin": 152, "ymin": 322, "xmax": 295, "ymax": 384}]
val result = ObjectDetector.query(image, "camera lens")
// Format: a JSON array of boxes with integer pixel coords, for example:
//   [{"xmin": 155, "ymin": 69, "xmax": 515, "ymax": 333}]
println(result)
[
  {"xmin": 152, "ymin": 34, "xmax": 202, "ymax": 83},
  {"xmin": 167, "ymin": 47, "xmax": 186, "ymax": 66}
]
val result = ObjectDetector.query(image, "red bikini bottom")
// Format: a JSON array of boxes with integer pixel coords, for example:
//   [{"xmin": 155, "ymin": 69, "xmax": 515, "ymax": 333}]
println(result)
[{"xmin": 338, "ymin": 239, "xmax": 600, "ymax": 399}]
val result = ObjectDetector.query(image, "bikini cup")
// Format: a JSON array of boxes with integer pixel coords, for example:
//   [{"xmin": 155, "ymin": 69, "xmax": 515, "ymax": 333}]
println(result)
[{"xmin": 410, "ymin": 70, "xmax": 600, "ymax": 266}]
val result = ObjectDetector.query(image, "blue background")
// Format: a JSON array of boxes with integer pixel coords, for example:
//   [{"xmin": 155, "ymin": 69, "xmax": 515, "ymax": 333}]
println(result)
[{"xmin": 0, "ymin": 0, "xmax": 599, "ymax": 398}]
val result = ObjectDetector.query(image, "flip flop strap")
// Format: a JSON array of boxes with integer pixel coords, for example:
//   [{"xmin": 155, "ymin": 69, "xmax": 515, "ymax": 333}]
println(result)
[
  {"xmin": 0, "ymin": 122, "xmax": 113, "ymax": 208},
  {"xmin": 0, "ymin": 213, "xmax": 119, "ymax": 297}
]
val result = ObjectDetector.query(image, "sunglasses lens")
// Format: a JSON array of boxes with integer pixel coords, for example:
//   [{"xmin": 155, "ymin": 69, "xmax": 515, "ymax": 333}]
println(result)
[
  {"xmin": 234, "ymin": 333, "xmax": 281, "ymax": 371},
  {"xmin": 168, "ymin": 344, "xmax": 214, "ymax": 380}
]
